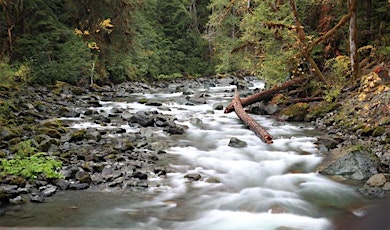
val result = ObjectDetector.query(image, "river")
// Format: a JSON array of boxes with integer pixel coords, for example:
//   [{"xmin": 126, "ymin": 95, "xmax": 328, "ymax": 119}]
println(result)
[{"xmin": 0, "ymin": 78, "xmax": 363, "ymax": 229}]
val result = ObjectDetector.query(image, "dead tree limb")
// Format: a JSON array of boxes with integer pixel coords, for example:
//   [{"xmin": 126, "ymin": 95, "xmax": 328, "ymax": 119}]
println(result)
[
  {"xmin": 289, "ymin": 0, "xmax": 328, "ymax": 84},
  {"xmin": 224, "ymin": 77, "xmax": 306, "ymax": 113},
  {"xmin": 232, "ymin": 91, "xmax": 273, "ymax": 144}
]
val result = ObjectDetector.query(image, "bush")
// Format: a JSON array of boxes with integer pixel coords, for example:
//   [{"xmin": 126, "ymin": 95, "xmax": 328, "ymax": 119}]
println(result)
[{"xmin": 0, "ymin": 140, "xmax": 63, "ymax": 180}]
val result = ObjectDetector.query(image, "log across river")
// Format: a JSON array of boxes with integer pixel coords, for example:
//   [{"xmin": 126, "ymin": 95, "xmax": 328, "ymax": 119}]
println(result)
[{"xmin": 0, "ymin": 77, "xmax": 364, "ymax": 229}]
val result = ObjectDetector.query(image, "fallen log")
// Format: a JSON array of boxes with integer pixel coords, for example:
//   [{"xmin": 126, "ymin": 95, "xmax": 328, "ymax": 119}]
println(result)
[
  {"xmin": 224, "ymin": 77, "xmax": 306, "ymax": 113},
  {"xmin": 232, "ymin": 91, "xmax": 273, "ymax": 144}
]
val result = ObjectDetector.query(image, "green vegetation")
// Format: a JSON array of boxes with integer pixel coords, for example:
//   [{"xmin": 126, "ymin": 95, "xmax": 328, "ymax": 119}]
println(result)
[
  {"xmin": 0, "ymin": 1, "xmax": 388, "ymax": 85},
  {"xmin": 0, "ymin": 140, "xmax": 63, "ymax": 180}
]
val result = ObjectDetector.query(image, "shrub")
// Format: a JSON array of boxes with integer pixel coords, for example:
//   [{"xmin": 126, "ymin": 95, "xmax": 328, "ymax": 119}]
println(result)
[{"xmin": 0, "ymin": 140, "xmax": 63, "ymax": 180}]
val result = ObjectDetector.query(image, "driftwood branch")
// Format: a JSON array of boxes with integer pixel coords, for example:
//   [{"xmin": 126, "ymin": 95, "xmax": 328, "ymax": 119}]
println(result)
[
  {"xmin": 224, "ymin": 77, "xmax": 306, "ymax": 113},
  {"xmin": 232, "ymin": 91, "xmax": 273, "ymax": 144}
]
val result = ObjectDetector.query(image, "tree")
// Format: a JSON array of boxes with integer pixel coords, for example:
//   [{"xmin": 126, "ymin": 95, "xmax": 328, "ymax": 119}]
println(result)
[
  {"xmin": 0, "ymin": 0, "xmax": 23, "ymax": 59},
  {"xmin": 349, "ymin": 0, "xmax": 358, "ymax": 80}
]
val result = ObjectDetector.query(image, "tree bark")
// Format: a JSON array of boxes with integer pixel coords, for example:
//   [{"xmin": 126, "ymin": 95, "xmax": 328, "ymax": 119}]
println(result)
[
  {"xmin": 224, "ymin": 77, "xmax": 306, "ymax": 113},
  {"xmin": 349, "ymin": 0, "xmax": 359, "ymax": 80},
  {"xmin": 232, "ymin": 91, "xmax": 273, "ymax": 144}
]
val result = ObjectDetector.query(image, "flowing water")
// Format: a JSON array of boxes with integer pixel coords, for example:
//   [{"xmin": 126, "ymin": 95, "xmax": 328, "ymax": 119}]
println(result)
[{"xmin": 1, "ymin": 79, "xmax": 363, "ymax": 229}]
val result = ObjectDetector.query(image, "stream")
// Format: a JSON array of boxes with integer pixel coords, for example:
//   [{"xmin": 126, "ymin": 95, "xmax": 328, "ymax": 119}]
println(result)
[{"xmin": 0, "ymin": 78, "xmax": 363, "ymax": 229}]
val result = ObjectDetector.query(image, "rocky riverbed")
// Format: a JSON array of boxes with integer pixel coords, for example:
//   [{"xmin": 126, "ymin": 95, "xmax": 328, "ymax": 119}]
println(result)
[
  {"xmin": 0, "ymin": 75, "xmax": 389, "ymax": 218},
  {"xmin": 0, "ymin": 77, "xmax": 254, "ymax": 214}
]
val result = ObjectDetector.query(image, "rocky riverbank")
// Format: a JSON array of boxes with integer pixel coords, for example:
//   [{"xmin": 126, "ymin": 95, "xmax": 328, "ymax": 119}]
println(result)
[
  {"xmin": 247, "ymin": 72, "xmax": 390, "ymax": 198},
  {"xmin": 315, "ymin": 86, "xmax": 390, "ymax": 198},
  {"xmin": 0, "ymin": 76, "xmax": 255, "ymax": 215},
  {"xmin": 0, "ymin": 75, "xmax": 388, "ymax": 217}
]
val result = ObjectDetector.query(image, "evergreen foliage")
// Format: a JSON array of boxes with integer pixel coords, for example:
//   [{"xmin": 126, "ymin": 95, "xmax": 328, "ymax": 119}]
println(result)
[{"xmin": 0, "ymin": 0, "xmax": 388, "ymax": 85}]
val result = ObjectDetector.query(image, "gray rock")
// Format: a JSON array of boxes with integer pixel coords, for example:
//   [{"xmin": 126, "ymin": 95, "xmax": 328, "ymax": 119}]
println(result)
[
  {"xmin": 318, "ymin": 146, "xmax": 380, "ymax": 180},
  {"xmin": 132, "ymin": 171, "xmax": 148, "ymax": 180},
  {"xmin": 184, "ymin": 173, "xmax": 201, "ymax": 181},
  {"xmin": 213, "ymin": 103, "xmax": 224, "ymax": 110},
  {"xmin": 10, "ymin": 196, "xmax": 26, "ymax": 205},
  {"xmin": 164, "ymin": 122, "xmax": 185, "ymax": 135},
  {"xmin": 228, "ymin": 137, "xmax": 248, "ymax": 148},
  {"xmin": 40, "ymin": 184, "xmax": 57, "ymax": 197},
  {"xmin": 75, "ymin": 171, "xmax": 92, "ymax": 184},
  {"xmin": 130, "ymin": 111, "xmax": 155, "ymax": 127},
  {"xmin": 30, "ymin": 192, "xmax": 45, "ymax": 203},
  {"xmin": 358, "ymin": 186, "xmax": 384, "ymax": 198},
  {"xmin": 56, "ymin": 179, "xmax": 70, "ymax": 190},
  {"xmin": 69, "ymin": 182, "xmax": 90, "ymax": 190}
]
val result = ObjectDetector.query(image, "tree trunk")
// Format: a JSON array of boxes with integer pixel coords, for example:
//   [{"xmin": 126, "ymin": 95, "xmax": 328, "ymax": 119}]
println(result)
[
  {"xmin": 224, "ymin": 77, "xmax": 306, "ymax": 113},
  {"xmin": 349, "ymin": 0, "xmax": 359, "ymax": 80},
  {"xmin": 232, "ymin": 91, "xmax": 273, "ymax": 144}
]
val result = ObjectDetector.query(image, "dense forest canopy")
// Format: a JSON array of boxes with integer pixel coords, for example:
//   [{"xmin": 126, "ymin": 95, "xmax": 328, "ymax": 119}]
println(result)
[{"xmin": 0, "ymin": 0, "xmax": 389, "ymax": 86}]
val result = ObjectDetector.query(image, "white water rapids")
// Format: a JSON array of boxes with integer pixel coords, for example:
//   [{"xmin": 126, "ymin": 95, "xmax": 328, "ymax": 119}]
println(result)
[
  {"xmin": 1, "ymin": 79, "xmax": 363, "ymax": 229},
  {"xmin": 75, "ymin": 79, "xmax": 361, "ymax": 230}
]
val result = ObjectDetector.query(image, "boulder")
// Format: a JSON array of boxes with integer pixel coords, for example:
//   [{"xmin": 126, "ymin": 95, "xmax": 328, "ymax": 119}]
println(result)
[
  {"xmin": 366, "ymin": 173, "xmax": 387, "ymax": 187},
  {"xmin": 318, "ymin": 145, "xmax": 380, "ymax": 180}
]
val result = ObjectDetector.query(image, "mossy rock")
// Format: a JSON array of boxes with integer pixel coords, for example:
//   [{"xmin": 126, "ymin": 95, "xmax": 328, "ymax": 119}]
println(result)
[
  {"xmin": 39, "ymin": 118, "xmax": 68, "ymax": 133},
  {"xmin": 379, "ymin": 116, "xmax": 390, "ymax": 126},
  {"xmin": 305, "ymin": 101, "xmax": 340, "ymax": 121},
  {"xmin": 360, "ymin": 125, "xmax": 376, "ymax": 136},
  {"xmin": 38, "ymin": 138, "xmax": 60, "ymax": 152},
  {"xmin": 279, "ymin": 103, "xmax": 310, "ymax": 121},
  {"xmin": 51, "ymin": 81, "xmax": 71, "ymax": 95},
  {"xmin": 71, "ymin": 87, "xmax": 84, "ymax": 95},
  {"xmin": 5, "ymin": 175, "xmax": 27, "ymax": 187},
  {"xmin": 69, "ymin": 129, "xmax": 87, "ymax": 142},
  {"xmin": 270, "ymin": 94, "xmax": 288, "ymax": 104},
  {"xmin": 34, "ymin": 134, "xmax": 52, "ymax": 144},
  {"xmin": 0, "ymin": 126, "xmax": 21, "ymax": 141},
  {"xmin": 40, "ymin": 119, "xmax": 64, "ymax": 128},
  {"xmin": 372, "ymin": 126, "xmax": 386, "ymax": 137},
  {"xmin": 37, "ymin": 127, "xmax": 62, "ymax": 139},
  {"xmin": 138, "ymin": 98, "xmax": 149, "ymax": 104}
]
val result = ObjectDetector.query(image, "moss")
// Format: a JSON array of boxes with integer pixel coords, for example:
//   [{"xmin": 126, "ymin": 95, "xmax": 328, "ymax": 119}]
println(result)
[
  {"xmin": 0, "ymin": 151, "xmax": 5, "ymax": 158},
  {"xmin": 71, "ymin": 87, "xmax": 84, "ymax": 95},
  {"xmin": 51, "ymin": 81, "xmax": 71, "ymax": 95},
  {"xmin": 351, "ymin": 123, "xmax": 365, "ymax": 132},
  {"xmin": 138, "ymin": 98, "xmax": 148, "ymax": 104},
  {"xmin": 306, "ymin": 101, "xmax": 340, "ymax": 121},
  {"xmin": 40, "ymin": 119, "xmax": 67, "ymax": 133},
  {"xmin": 270, "ymin": 94, "xmax": 288, "ymax": 104},
  {"xmin": 361, "ymin": 125, "xmax": 375, "ymax": 136},
  {"xmin": 379, "ymin": 116, "xmax": 390, "ymax": 126},
  {"xmin": 346, "ymin": 144, "xmax": 367, "ymax": 153},
  {"xmin": 70, "ymin": 129, "xmax": 87, "ymax": 142},
  {"xmin": 36, "ymin": 127, "xmax": 61, "ymax": 139},
  {"xmin": 280, "ymin": 103, "xmax": 310, "ymax": 121},
  {"xmin": 372, "ymin": 126, "xmax": 386, "ymax": 137}
]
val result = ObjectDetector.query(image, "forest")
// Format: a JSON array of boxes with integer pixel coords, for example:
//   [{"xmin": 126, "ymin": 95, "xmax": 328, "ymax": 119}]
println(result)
[
  {"xmin": 0, "ymin": 0, "xmax": 389, "ymax": 88},
  {"xmin": 0, "ymin": 1, "xmax": 390, "ymax": 227}
]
